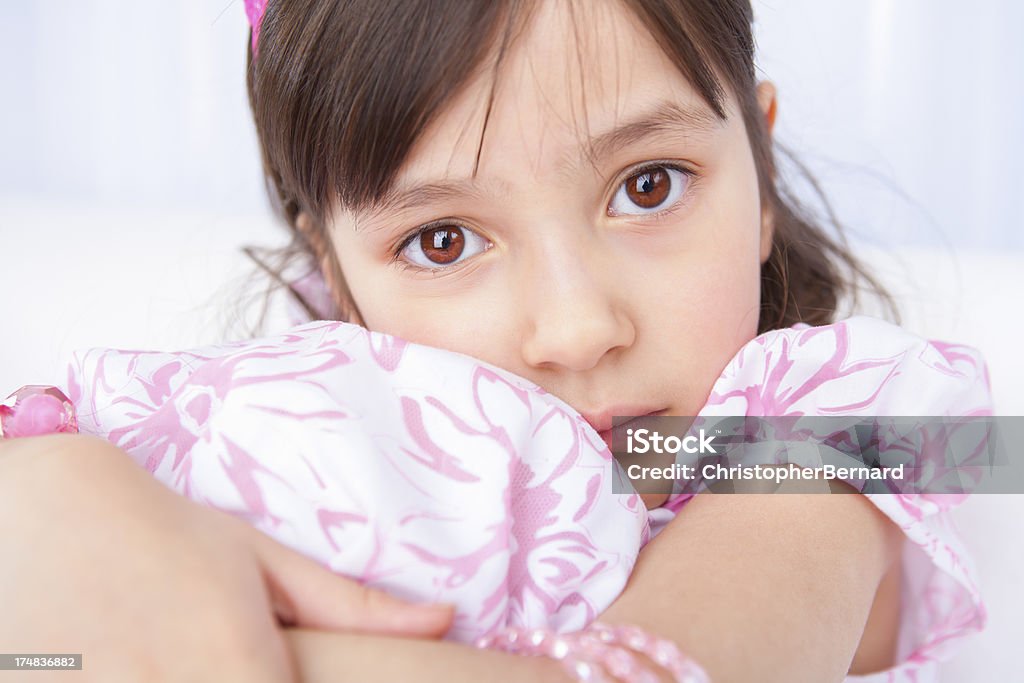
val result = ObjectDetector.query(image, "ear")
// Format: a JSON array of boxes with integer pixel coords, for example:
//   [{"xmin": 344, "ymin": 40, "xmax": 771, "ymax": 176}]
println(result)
[
  {"xmin": 756, "ymin": 80, "xmax": 777, "ymax": 137},
  {"xmin": 295, "ymin": 210, "xmax": 321, "ymax": 250},
  {"xmin": 759, "ymin": 204, "xmax": 775, "ymax": 264},
  {"xmin": 755, "ymin": 81, "xmax": 778, "ymax": 264}
]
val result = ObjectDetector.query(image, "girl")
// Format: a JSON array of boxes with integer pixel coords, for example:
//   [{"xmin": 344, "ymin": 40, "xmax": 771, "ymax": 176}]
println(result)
[{"xmin": 0, "ymin": 1, "xmax": 991, "ymax": 681}]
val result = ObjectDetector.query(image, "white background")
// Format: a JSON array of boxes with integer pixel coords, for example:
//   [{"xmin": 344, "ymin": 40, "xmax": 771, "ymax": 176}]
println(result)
[{"xmin": 0, "ymin": 2, "xmax": 1021, "ymax": 679}]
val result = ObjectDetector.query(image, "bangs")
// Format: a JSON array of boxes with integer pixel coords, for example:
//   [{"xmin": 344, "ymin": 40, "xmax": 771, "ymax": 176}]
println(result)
[{"xmin": 248, "ymin": 0, "xmax": 751, "ymax": 225}]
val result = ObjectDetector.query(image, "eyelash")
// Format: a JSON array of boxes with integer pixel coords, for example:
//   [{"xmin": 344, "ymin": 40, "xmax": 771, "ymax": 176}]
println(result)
[{"xmin": 390, "ymin": 161, "xmax": 699, "ymax": 274}]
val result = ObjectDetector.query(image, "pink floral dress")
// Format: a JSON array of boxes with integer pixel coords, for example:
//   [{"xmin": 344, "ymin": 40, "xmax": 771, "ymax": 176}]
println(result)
[{"xmin": 60, "ymin": 315, "xmax": 991, "ymax": 681}]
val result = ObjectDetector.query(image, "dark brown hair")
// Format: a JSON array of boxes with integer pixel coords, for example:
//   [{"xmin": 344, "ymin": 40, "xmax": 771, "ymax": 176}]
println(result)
[{"xmin": 239, "ymin": 0, "xmax": 897, "ymax": 336}]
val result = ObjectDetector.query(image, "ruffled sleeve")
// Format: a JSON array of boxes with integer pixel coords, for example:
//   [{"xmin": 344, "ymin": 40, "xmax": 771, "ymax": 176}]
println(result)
[{"xmin": 649, "ymin": 315, "xmax": 993, "ymax": 682}]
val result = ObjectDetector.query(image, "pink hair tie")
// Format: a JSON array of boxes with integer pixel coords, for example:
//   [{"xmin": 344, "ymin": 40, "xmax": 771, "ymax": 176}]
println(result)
[
  {"xmin": 474, "ymin": 621, "xmax": 711, "ymax": 683},
  {"xmin": 244, "ymin": 0, "xmax": 269, "ymax": 55},
  {"xmin": 0, "ymin": 385, "xmax": 78, "ymax": 439}
]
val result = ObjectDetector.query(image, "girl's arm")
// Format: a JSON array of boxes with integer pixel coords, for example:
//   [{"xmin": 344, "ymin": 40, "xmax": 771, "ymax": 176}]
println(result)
[
  {"xmin": 0, "ymin": 434, "xmax": 456, "ymax": 683},
  {"xmin": 286, "ymin": 484, "xmax": 901, "ymax": 683},
  {"xmin": 284, "ymin": 630, "xmax": 573, "ymax": 683},
  {"xmin": 596, "ymin": 483, "xmax": 902, "ymax": 681}
]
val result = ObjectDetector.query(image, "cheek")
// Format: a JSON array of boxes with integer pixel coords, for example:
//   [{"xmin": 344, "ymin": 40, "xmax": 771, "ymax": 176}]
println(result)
[
  {"xmin": 695, "ymin": 143, "xmax": 765, "ymax": 340},
  {"xmin": 628, "ymin": 171, "xmax": 763, "ymax": 408},
  {"xmin": 647, "ymin": 175, "xmax": 762, "ymax": 326},
  {"xmin": 334, "ymin": 247, "xmax": 517, "ymax": 361},
  {"xmin": 641, "ymin": 236, "xmax": 760, "ymax": 363},
  {"xmin": 382, "ymin": 296, "xmax": 509, "ymax": 359}
]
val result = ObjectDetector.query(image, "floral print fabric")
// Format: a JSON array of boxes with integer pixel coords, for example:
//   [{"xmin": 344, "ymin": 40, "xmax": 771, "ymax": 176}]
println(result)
[{"xmin": 64, "ymin": 315, "xmax": 992, "ymax": 680}]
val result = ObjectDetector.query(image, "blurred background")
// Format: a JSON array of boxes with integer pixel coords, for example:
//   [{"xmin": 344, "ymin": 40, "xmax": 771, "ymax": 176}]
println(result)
[{"xmin": 0, "ymin": 1, "xmax": 1020, "ymax": 679}]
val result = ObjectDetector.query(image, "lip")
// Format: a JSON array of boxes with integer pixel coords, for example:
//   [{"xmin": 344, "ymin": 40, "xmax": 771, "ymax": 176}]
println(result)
[{"xmin": 581, "ymin": 406, "xmax": 667, "ymax": 450}]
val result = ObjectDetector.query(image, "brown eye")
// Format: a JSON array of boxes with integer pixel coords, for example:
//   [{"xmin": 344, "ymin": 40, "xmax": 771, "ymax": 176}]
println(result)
[
  {"xmin": 400, "ymin": 223, "xmax": 491, "ymax": 270},
  {"xmin": 609, "ymin": 165, "xmax": 689, "ymax": 216},
  {"xmin": 419, "ymin": 226, "xmax": 465, "ymax": 264},
  {"xmin": 626, "ymin": 168, "xmax": 670, "ymax": 208}
]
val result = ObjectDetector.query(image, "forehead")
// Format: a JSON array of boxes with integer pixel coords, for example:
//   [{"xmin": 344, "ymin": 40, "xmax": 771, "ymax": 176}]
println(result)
[{"xmin": 367, "ymin": 0, "xmax": 733, "ymax": 209}]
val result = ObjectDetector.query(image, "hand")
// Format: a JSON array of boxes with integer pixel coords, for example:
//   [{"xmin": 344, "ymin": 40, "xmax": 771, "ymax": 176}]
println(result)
[{"xmin": 0, "ymin": 434, "xmax": 454, "ymax": 682}]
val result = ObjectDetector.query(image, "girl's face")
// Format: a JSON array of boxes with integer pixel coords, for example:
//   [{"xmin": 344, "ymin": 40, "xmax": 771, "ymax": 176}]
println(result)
[{"xmin": 323, "ymin": 1, "xmax": 776, "ymax": 432}]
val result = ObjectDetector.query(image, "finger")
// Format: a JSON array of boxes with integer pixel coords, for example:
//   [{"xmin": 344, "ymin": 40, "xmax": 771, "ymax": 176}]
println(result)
[{"xmin": 240, "ymin": 520, "xmax": 456, "ymax": 637}]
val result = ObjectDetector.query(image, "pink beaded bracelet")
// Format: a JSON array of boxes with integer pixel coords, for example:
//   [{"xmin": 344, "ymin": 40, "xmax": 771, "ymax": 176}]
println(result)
[
  {"xmin": 0, "ymin": 385, "xmax": 79, "ymax": 439},
  {"xmin": 473, "ymin": 621, "xmax": 710, "ymax": 683}
]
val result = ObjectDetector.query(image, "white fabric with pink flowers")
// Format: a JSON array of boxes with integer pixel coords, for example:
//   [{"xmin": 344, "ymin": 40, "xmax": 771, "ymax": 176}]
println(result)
[{"xmin": 64, "ymin": 315, "xmax": 992, "ymax": 681}]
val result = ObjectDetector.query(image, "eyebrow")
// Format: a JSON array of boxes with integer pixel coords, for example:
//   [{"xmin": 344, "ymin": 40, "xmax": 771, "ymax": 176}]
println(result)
[{"xmin": 355, "ymin": 99, "xmax": 722, "ymax": 226}]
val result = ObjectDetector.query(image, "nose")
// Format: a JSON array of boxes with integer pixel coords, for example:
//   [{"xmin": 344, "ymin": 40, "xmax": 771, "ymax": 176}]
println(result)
[{"xmin": 519, "ymin": 240, "xmax": 636, "ymax": 373}]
